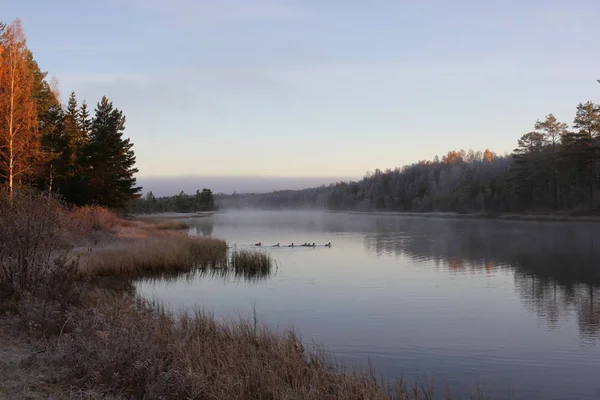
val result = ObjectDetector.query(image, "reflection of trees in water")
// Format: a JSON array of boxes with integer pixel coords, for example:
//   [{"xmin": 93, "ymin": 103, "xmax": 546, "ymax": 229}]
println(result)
[
  {"xmin": 514, "ymin": 274, "xmax": 599, "ymax": 342},
  {"xmin": 186, "ymin": 218, "xmax": 214, "ymax": 237},
  {"xmin": 362, "ymin": 217, "xmax": 600, "ymax": 340}
]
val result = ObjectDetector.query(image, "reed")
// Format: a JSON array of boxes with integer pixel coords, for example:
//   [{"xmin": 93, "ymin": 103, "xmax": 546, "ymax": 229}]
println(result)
[
  {"xmin": 79, "ymin": 236, "xmax": 228, "ymax": 279},
  {"xmin": 57, "ymin": 292, "xmax": 452, "ymax": 400},
  {"xmin": 230, "ymin": 249, "xmax": 275, "ymax": 278},
  {"xmin": 139, "ymin": 218, "xmax": 190, "ymax": 230}
]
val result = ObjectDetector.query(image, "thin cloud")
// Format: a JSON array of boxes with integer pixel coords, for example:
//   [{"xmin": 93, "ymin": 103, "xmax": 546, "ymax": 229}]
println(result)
[
  {"xmin": 113, "ymin": 0, "xmax": 306, "ymax": 22},
  {"xmin": 57, "ymin": 68, "xmax": 286, "ymax": 115}
]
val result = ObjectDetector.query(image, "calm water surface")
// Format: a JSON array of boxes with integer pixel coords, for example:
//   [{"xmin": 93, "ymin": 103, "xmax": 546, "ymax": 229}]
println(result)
[{"xmin": 136, "ymin": 211, "xmax": 600, "ymax": 399}]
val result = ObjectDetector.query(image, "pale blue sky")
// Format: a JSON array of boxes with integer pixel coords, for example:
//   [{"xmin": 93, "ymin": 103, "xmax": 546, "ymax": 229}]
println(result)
[{"xmin": 4, "ymin": 0, "xmax": 600, "ymax": 179}]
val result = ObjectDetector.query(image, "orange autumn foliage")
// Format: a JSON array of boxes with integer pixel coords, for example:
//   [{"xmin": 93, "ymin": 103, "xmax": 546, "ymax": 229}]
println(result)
[{"xmin": 0, "ymin": 19, "xmax": 39, "ymax": 193}]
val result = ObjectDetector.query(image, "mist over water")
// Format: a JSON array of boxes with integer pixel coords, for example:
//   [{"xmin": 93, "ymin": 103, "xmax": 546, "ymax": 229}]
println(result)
[{"xmin": 137, "ymin": 211, "xmax": 600, "ymax": 400}]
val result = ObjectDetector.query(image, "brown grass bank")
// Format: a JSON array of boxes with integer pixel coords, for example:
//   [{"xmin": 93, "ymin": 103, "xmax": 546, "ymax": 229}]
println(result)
[{"xmin": 57, "ymin": 292, "xmax": 422, "ymax": 400}]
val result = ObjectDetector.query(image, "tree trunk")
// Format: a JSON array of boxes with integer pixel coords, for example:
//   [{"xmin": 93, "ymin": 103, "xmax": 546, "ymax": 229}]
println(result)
[{"xmin": 8, "ymin": 58, "xmax": 15, "ymax": 196}]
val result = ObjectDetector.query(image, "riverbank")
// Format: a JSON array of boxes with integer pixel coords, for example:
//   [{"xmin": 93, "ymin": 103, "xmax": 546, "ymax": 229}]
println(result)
[{"xmin": 1, "ymin": 193, "xmax": 457, "ymax": 399}]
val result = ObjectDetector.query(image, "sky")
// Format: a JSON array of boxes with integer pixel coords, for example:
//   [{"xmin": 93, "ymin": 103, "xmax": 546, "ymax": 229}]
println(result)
[{"xmin": 3, "ymin": 0, "xmax": 600, "ymax": 190}]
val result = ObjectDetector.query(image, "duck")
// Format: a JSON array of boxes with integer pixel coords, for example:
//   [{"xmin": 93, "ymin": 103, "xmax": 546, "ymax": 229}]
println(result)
[
  {"xmin": 288, "ymin": 242, "xmax": 295, "ymax": 247},
  {"xmin": 325, "ymin": 242, "xmax": 331, "ymax": 247},
  {"xmin": 255, "ymin": 242, "xmax": 262, "ymax": 247},
  {"xmin": 274, "ymin": 243, "xmax": 280, "ymax": 247},
  {"xmin": 311, "ymin": 242, "xmax": 316, "ymax": 247}
]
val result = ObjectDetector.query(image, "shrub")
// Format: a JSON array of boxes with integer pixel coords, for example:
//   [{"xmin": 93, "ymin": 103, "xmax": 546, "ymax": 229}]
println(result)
[
  {"xmin": 0, "ymin": 187, "xmax": 77, "ymax": 299},
  {"xmin": 68, "ymin": 205, "xmax": 125, "ymax": 245}
]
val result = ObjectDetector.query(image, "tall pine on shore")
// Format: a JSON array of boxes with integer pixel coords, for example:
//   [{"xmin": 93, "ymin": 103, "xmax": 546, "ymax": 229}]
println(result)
[{"xmin": 83, "ymin": 96, "xmax": 140, "ymax": 208}]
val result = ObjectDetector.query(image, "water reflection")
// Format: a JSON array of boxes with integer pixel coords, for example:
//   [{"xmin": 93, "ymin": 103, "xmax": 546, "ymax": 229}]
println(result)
[
  {"xmin": 136, "ymin": 254, "xmax": 276, "ymax": 286},
  {"xmin": 187, "ymin": 217, "xmax": 214, "ymax": 237},
  {"xmin": 362, "ymin": 217, "xmax": 600, "ymax": 341}
]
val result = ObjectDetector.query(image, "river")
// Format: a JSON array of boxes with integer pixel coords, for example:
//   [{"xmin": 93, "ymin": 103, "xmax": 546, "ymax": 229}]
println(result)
[{"xmin": 136, "ymin": 210, "xmax": 600, "ymax": 399}]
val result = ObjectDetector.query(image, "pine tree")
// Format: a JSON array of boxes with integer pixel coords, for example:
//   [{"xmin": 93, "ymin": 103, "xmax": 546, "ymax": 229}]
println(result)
[
  {"xmin": 534, "ymin": 114, "xmax": 568, "ymax": 209},
  {"xmin": 63, "ymin": 92, "xmax": 87, "ymax": 168},
  {"xmin": 0, "ymin": 19, "xmax": 39, "ymax": 194},
  {"xmin": 38, "ymin": 103, "xmax": 64, "ymax": 193},
  {"xmin": 566, "ymin": 102, "xmax": 600, "ymax": 208},
  {"xmin": 83, "ymin": 96, "xmax": 141, "ymax": 208},
  {"xmin": 25, "ymin": 50, "xmax": 63, "ymax": 191},
  {"xmin": 79, "ymin": 101, "xmax": 91, "ymax": 135}
]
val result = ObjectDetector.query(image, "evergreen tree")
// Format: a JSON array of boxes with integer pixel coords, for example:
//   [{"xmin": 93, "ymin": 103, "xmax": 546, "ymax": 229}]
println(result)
[
  {"xmin": 24, "ymin": 50, "xmax": 62, "ymax": 190},
  {"xmin": 534, "ymin": 114, "xmax": 568, "ymax": 209},
  {"xmin": 83, "ymin": 96, "xmax": 141, "ymax": 208},
  {"xmin": 79, "ymin": 101, "xmax": 91, "ymax": 135},
  {"xmin": 565, "ymin": 102, "xmax": 600, "ymax": 208},
  {"xmin": 38, "ymin": 104, "xmax": 64, "ymax": 193}
]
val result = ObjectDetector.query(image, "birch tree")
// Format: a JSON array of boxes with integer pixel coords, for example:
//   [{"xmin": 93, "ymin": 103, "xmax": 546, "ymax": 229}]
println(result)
[{"xmin": 0, "ymin": 19, "xmax": 39, "ymax": 194}]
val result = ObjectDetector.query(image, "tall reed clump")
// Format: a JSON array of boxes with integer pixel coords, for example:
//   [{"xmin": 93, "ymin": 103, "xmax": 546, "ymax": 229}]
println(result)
[
  {"xmin": 59, "ymin": 293, "xmax": 424, "ymax": 400},
  {"xmin": 0, "ymin": 188, "xmax": 78, "ymax": 299},
  {"xmin": 80, "ymin": 236, "xmax": 228, "ymax": 279},
  {"xmin": 230, "ymin": 249, "xmax": 274, "ymax": 279}
]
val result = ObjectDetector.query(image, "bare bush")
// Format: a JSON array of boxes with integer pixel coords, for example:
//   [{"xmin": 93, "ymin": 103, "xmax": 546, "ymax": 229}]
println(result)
[
  {"xmin": 68, "ymin": 205, "xmax": 126, "ymax": 245},
  {"xmin": 0, "ymin": 188, "xmax": 77, "ymax": 298}
]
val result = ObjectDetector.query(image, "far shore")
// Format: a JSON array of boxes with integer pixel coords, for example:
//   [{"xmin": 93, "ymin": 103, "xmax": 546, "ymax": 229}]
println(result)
[
  {"xmin": 158, "ymin": 207, "xmax": 600, "ymax": 223},
  {"xmin": 341, "ymin": 210, "xmax": 600, "ymax": 223},
  {"xmin": 133, "ymin": 210, "xmax": 220, "ymax": 219}
]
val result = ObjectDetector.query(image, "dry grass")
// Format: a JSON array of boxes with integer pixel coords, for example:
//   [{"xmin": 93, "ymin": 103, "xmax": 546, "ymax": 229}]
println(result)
[
  {"xmin": 79, "ymin": 235, "xmax": 228, "ymax": 279},
  {"xmin": 56, "ymin": 292, "xmax": 449, "ymax": 400},
  {"xmin": 230, "ymin": 249, "xmax": 275, "ymax": 279},
  {"xmin": 138, "ymin": 218, "xmax": 190, "ymax": 230}
]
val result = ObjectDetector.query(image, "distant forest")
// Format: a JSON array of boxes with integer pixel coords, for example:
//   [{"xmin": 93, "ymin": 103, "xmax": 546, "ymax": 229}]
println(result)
[
  {"xmin": 128, "ymin": 189, "xmax": 216, "ymax": 213},
  {"xmin": 216, "ymin": 100, "xmax": 600, "ymax": 214}
]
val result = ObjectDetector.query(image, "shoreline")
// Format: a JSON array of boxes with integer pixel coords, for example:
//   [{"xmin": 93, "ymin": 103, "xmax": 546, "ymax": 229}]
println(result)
[
  {"xmin": 341, "ymin": 210, "xmax": 600, "ymax": 223},
  {"xmin": 192, "ymin": 207, "xmax": 600, "ymax": 223},
  {"xmin": 4, "ymin": 210, "xmax": 445, "ymax": 399},
  {"xmin": 132, "ymin": 210, "xmax": 220, "ymax": 219}
]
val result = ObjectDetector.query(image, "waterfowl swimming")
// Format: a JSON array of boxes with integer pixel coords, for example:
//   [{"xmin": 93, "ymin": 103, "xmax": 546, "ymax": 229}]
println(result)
[
  {"xmin": 274, "ymin": 243, "xmax": 280, "ymax": 247},
  {"xmin": 311, "ymin": 243, "xmax": 316, "ymax": 247},
  {"xmin": 255, "ymin": 242, "xmax": 262, "ymax": 246},
  {"xmin": 288, "ymin": 243, "xmax": 295, "ymax": 247},
  {"xmin": 325, "ymin": 242, "xmax": 331, "ymax": 247}
]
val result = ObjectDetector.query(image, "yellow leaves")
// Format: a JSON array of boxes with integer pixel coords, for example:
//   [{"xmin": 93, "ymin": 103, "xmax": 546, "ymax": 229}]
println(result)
[{"xmin": 0, "ymin": 19, "xmax": 40, "ymax": 190}]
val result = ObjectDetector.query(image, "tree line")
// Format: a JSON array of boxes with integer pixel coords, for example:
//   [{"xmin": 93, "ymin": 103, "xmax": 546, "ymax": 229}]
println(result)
[
  {"xmin": 128, "ymin": 189, "xmax": 216, "ymax": 213},
  {"xmin": 217, "ymin": 101, "xmax": 600, "ymax": 214},
  {"xmin": 0, "ymin": 19, "xmax": 140, "ymax": 208}
]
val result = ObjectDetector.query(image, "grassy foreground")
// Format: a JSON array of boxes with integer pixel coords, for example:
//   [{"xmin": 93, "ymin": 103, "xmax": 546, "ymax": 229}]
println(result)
[{"xmin": 0, "ymin": 189, "xmax": 491, "ymax": 399}]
